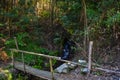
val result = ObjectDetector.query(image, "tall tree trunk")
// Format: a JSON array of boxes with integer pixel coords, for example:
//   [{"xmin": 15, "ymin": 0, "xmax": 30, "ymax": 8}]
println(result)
[
  {"xmin": 50, "ymin": 0, "xmax": 55, "ymax": 27},
  {"xmin": 82, "ymin": 0, "xmax": 88, "ymax": 52}
]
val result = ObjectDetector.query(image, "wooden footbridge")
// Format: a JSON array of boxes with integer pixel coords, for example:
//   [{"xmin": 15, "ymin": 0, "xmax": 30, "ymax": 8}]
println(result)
[{"xmin": 10, "ymin": 49, "xmax": 86, "ymax": 80}]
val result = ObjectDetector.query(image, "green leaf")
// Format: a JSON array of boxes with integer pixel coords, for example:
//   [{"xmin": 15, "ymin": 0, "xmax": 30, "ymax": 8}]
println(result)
[{"xmin": 0, "ymin": 23, "xmax": 4, "ymax": 26}]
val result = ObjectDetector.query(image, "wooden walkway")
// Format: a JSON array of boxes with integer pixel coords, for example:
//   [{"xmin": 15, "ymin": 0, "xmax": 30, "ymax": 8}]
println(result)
[
  {"xmin": 14, "ymin": 61, "xmax": 58, "ymax": 80},
  {"xmin": 10, "ymin": 49, "xmax": 85, "ymax": 80}
]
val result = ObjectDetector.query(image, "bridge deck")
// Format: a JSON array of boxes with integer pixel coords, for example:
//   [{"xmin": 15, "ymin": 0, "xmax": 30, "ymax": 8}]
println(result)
[{"xmin": 14, "ymin": 61, "xmax": 58, "ymax": 80}]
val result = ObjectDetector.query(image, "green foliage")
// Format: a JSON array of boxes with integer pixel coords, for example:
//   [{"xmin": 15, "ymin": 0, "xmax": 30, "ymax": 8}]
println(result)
[
  {"xmin": 0, "ymin": 75, "xmax": 6, "ymax": 80},
  {"xmin": 5, "ymin": 32, "xmax": 28, "ymax": 48},
  {"xmin": 53, "ymin": 33, "xmax": 62, "ymax": 44},
  {"xmin": 0, "ymin": 33, "xmax": 4, "ymax": 37},
  {"xmin": 87, "ymin": 8, "xmax": 100, "ymax": 24},
  {"xmin": 58, "ymin": 0, "xmax": 81, "ymax": 24},
  {"xmin": 0, "ymin": 70, "xmax": 12, "ymax": 80},
  {"xmin": 16, "ymin": 73, "xmax": 28, "ymax": 80},
  {"xmin": 93, "ymin": 71, "xmax": 102, "ymax": 76},
  {"xmin": 5, "ymin": 31, "xmax": 59, "ymax": 69},
  {"xmin": 40, "ymin": 10, "xmax": 50, "ymax": 18},
  {"xmin": 0, "ymin": 23, "xmax": 4, "ymax": 27},
  {"xmin": 106, "ymin": 11, "xmax": 120, "ymax": 26},
  {"xmin": 33, "ymin": 65, "xmax": 43, "ymax": 69}
]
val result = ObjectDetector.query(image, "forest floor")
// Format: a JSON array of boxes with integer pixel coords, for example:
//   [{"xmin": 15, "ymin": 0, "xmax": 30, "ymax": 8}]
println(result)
[
  {"xmin": 56, "ymin": 53, "xmax": 120, "ymax": 80},
  {"xmin": 57, "ymin": 66, "xmax": 120, "ymax": 80}
]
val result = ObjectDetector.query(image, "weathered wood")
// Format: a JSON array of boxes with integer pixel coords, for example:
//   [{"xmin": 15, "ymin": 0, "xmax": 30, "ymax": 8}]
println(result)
[
  {"xmin": 95, "ymin": 67, "xmax": 120, "ymax": 74},
  {"xmin": 14, "ymin": 37, "xmax": 19, "ymax": 50},
  {"xmin": 10, "ymin": 49, "xmax": 87, "ymax": 67},
  {"xmin": 11, "ymin": 51, "xmax": 14, "ymax": 67},
  {"xmin": 88, "ymin": 41, "xmax": 93, "ymax": 75},
  {"xmin": 21, "ymin": 52, "xmax": 25, "ymax": 73},
  {"xmin": 49, "ymin": 58, "xmax": 54, "ymax": 80},
  {"xmin": 14, "ymin": 61, "xmax": 58, "ymax": 80}
]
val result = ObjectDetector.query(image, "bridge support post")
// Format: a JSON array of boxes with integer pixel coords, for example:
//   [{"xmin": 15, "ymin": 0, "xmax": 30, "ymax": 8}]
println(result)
[
  {"xmin": 11, "ymin": 51, "xmax": 14, "ymax": 67},
  {"xmin": 87, "ymin": 41, "xmax": 93, "ymax": 76},
  {"xmin": 22, "ymin": 52, "xmax": 26, "ymax": 73},
  {"xmin": 49, "ymin": 58, "xmax": 54, "ymax": 80}
]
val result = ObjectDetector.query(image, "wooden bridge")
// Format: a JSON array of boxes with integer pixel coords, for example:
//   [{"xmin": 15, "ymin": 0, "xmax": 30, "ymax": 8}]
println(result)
[
  {"xmin": 10, "ymin": 49, "xmax": 120, "ymax": 80},
  {"xmin": 10, "ymin": 49, "xmax": 86, "ymax": 80},
  {"xmin": 13, "ymin": 61, "xmax": 57, "ymax": 80}
]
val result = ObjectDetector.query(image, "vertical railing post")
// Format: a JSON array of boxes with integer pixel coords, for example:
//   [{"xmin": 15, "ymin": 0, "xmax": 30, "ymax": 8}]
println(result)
[
  {"xmin": 14, "ymin": 37, "xmax": 19, "ymax": 50},
  {"xmin": 49, "ymin": 58, "xmax": 54, "ymax": 80},
  {"xmin": 11, "ymin": 50, "xmax": 14, "ymax": 67},
  {"xmin": 22, "ymin": 52, "xmax": 26, "ymax": 73},
  {"xmin": 14, "ymin": 37, "xmax": 26, "ymax": 72},
  {"xmin": 88, "ymin": 41, "xmax": 93, "ymax": 76},
  {"xmin": 11, "ymin": 50, "xmax": 15, "ymax": 80}
]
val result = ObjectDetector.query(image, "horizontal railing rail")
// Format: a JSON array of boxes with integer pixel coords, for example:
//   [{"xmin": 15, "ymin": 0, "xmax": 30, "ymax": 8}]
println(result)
[{"xmin": 10, "ymin": 49, "xmax": 87, "ymax": 67}]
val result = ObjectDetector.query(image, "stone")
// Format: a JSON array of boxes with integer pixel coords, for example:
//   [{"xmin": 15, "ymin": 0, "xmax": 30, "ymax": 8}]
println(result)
[
  {"xmin": 55, "ymin": 63, "xmax": 69, "ymax": 73},
  {"xmin": 55, "ymin": 62, "xmax": 77, "ymax": 73},
  {"xmin": 67, "ymin": 62, "xmax": 77, "ymax": 69},
  {"xmin": 81, "ymin": 68, "xmax": 89, "ymax": 73},
  {"xmin": 78, "ymin": 60, "xmax": 87, "ymax": 64},
  {"xmin": 62, "ymin": 68, "xmax": 68, "ymax": 73}
]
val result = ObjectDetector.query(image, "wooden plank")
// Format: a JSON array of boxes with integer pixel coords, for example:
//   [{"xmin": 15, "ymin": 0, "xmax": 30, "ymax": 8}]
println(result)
[{"xmin": 14, "ymin": 61, "xmax": 58, "ymax": 80}]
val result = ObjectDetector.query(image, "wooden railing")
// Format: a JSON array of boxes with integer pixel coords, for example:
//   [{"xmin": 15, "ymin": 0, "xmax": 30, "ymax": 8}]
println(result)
[{"xmin": 10, "ymin": 48, "xmax": 120, "ymax": 80}]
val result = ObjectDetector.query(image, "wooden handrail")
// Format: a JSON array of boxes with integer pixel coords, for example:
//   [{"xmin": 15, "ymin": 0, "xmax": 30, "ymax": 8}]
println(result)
[
  {"xmin": 10, "ymin": 49, "xmax": 87, "ymax": 67},
  {"xmin": 10, "ymin": 48, "xmax": 85, "ymax": 80}
]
